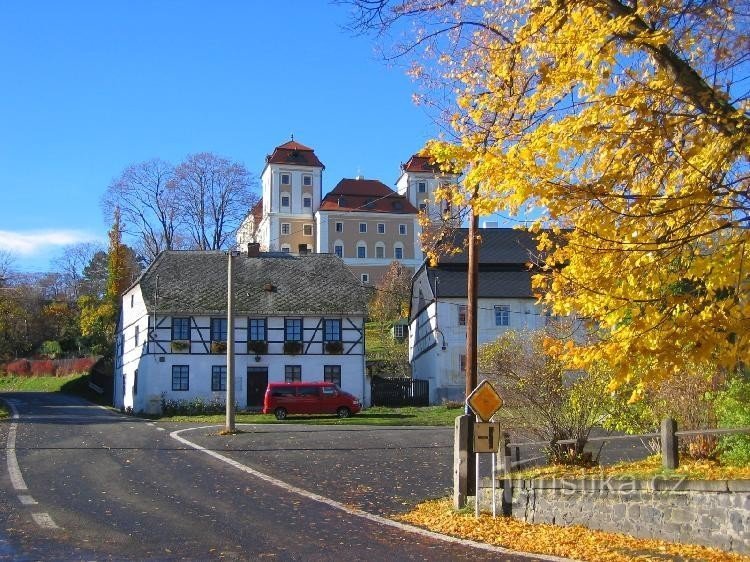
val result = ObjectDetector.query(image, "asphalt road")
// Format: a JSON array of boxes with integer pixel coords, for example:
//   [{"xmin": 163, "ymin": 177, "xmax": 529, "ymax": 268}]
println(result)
[{"xmin": 0, "ymin": 392, "xmax": 553, "ymax": 561}]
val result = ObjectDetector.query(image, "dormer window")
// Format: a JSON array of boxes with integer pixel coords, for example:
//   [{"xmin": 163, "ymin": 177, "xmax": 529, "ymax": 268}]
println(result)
[
  {"xmin": 280, "ymin": 173, "xmax": 291, "ymax": 185},
  {"xmin": 392, "ymin": 201, "xmax": 403, "ymax": 210}
]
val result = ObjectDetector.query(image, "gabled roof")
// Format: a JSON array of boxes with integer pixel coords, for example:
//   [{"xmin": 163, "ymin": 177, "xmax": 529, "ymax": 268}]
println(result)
[
  {"xmin": 419, "ymin": 228, "xmax": 548, "ymax": 299},
  {"xmin": 401, "ymin": 154, "xmax": 442, "ymax": 173},
  {"xmin": 250, "ymin": 199, "xmax": 263, "ymax": 223},
  {"xmin": 137, "ymin": 251, "xmax": 366, "ymax": 315},
  {"xmin": 265, "ymin": 139, "xmax": 325, "ymax": 169},
  {"xmin": 319, "ymin": 178, "xmax": 418, "ymax": 214}
]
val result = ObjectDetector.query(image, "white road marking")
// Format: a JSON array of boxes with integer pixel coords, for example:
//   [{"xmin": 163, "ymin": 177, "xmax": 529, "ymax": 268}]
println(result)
[
  {"xmin": 18, "ymin": 495, "xmax": 37, "ymax": 505},
  {"xmin": 31, "ymin": 513, "xmax": 59, "ymax": 529},
  {"xmin": 170, "ymin": 426, "xmax": 569, "ymax": 561},
  {"xmin": 156, "ymin": 427, "xmax": 165, "ymax": 431},
  {"xmin": 5, "ymin": 402, "xmax": 28, "ymax": 491}
]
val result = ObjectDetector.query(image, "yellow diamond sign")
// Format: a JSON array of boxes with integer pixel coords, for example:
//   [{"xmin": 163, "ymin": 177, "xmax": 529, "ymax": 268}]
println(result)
[{"xmin": 466, "ymin": 380, "xmax": 503, "ymax": 422}]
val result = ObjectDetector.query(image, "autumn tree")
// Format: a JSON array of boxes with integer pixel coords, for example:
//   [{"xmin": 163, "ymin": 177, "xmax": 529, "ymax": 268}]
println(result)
[
  {"xmin": 173, "ymin": 153, "xmax": 257, "ymax": 251},
  {"xmin": 348, "ymin": 0, "xmax": 749, "ymax": 395},
  {"xmin": 103, "ymin": 158, "xmax": 180, "ymax": 261}
]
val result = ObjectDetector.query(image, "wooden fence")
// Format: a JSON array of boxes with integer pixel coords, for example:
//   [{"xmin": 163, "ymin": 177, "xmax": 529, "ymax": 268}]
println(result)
[{"xmin": 371, "ymin": 376, "xmax": 429, "ymax": 407}]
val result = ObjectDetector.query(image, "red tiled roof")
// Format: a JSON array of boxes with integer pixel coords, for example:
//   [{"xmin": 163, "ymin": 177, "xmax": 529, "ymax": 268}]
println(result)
[
  {"xmin": 251, "ymin": 199, "xmax": 263, "ymax": 223},
  {"xmin": 319, "ymin": 178, "xmax": 418, "ymax": 214},
  {"xmin": 402, "ymin": 154, "xmax": 441, "ymax": 173},
  {"xmin": 266, "ymin": 140, "xmax": 324, "ymax": 168}
]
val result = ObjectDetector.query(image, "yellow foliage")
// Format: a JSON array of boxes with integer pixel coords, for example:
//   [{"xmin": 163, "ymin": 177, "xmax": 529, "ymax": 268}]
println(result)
[
  {"xmin": 399, "ymin": 498, "xmax": 749, "ymax": 561},
  {"xmin": 390, "ymin": 0, "xmax": 749, "ymax": 390}
]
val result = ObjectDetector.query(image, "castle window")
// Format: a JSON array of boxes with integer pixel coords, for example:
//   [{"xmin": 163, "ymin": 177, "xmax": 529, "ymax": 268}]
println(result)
[
  {"xmin": 418, "ymin": 181, "xmax": 427, "ymax": 193},
  {"xmin": 302, "ymin": 174, "xmax": 312, "ymax": 186},
  {"xmin": 280, "ymin": 173, "xmax": 291, "ymax": 185}
]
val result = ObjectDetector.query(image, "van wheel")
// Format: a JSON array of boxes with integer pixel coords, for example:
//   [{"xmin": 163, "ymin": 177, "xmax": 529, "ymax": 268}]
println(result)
[
  {"xmin": 336, "ymin": 407, "xmax": 351, "ymax": 419},
  {"xmin": 274, "ymin": 408, "xmax": 288, "ymax": 420}
]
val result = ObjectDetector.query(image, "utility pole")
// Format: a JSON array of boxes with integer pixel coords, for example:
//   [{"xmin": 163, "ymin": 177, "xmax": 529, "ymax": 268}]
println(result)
[
  {"xmin": 225, "ymin": 251, "xmax": 236, "ymax": 433},
  {"xmin": 465, "ymin": 208, "xmax": 479, "ymax": 398}
]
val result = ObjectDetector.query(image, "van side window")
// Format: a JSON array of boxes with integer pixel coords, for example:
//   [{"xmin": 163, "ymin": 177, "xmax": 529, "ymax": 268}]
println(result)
[
  {"xmin": 272, "ymin": 387, "xmax": 295, "ymax": 397},
  {"xmin": 298, "ymin": 386, "xmax": 319, "ymax": 396},
  {"xmin": 321, "ymin": 387, "xmax": 336, "ymax": 396}
]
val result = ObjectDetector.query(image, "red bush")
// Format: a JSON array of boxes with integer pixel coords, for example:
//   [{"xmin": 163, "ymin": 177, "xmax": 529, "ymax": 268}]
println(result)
[
  {"xmin": 6, "ymin": 359, "xmax": 31, "ymax": 376},
  {"xmin": 30, "ymin": 360, "xmax": 56, "ymax": 376},
  {"xmin": 55, "ymin": 357, "xmax": 96, "ymax": 376}
]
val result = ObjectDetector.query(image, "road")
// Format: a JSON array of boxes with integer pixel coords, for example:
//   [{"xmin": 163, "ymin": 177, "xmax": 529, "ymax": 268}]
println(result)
[{"xmin": 0, "ymin": 392, "xmax": 556, "ymax": 561}]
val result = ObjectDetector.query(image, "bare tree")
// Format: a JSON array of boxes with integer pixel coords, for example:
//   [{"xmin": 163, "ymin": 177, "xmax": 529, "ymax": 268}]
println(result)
[
  {"xmin": 103, "ymin": 159, "xmax": 179, "ymax": 261},
  {"xmin": 0, "ymin": 250, "xmax": 15, "ymax": 285},
  {"xmin": 173, "ymin": 153, "xmax": 258, "ymax": 250},
  {"xmin": 53, "ymin": 242, "xmax": 104, "ymax": 299}
]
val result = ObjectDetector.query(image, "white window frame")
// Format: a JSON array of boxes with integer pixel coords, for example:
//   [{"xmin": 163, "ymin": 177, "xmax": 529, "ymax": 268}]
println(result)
[
  {"xmin": 280, "ymin": 173, "xmax": 291, "ymax": 186},
  {"xmin": 281, "ymin": 223, "xmax": 291, "ymax": 235},
  {"xmin": 302, "ymin": 174, "xmax": 312, "ymax": 187},
  {"xmin": 394, "ymin": 245, "xmax": 404, "ymax": 260},
  {"xmin": 361, "ymin": 273, "xmax": 369, "ymax": 284},
  {"xmin": 359, "ymin": 222, "xmax": 367, "ymax": 233},
  {"xmin": 335, "ymin": 222, "xmax": 343, "ymax": 232},
  {"xmin": 303, "ymin": 196, "xmax": 312, "ymax": 208},
  {"xmin": 377, "ymin": 223, "xmax": 385, "ymax": 234},
  {"xmin": 281, "ymin": 244, "xmax": 291, "ymax": 253},
  {"xmin": 281, "ymin": 193, "xmax": 291, "ymax": 208},
  {"xmin": 356, "ymin": 242, "xmax": 367, "ymax": 259},
  {"xmin": 495, "ymin": 305, "xmax": 511, "ymax": 327},
  {"xmin": 375, "ymin": 243, "xmax": 385, "ymax": 259},
  {"xmin": 303, "ymin": 224, "xmax": 313, "ymax": 236},
  {"xmin": 417, "ymin": 181, "xmax": 427, "ymax": 193},
  {"xmin": 399, "ymin": 224, "xmax": 407, "ymax": 235}
]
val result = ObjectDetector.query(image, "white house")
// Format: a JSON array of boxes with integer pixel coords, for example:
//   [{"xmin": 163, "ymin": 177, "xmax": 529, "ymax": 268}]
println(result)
[
  {"xmin": 115, "ymin": 246, "xmax": 369, "ymax": 414},
  {"xmin": 408, "ymin": 228, "xmax": 548, "ymax": 404}
]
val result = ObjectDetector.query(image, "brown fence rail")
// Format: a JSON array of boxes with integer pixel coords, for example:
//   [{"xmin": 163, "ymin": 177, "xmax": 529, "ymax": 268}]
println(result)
[{"xmin": 371, "ymin": 376, "xmax": 429, "ymax": 407}]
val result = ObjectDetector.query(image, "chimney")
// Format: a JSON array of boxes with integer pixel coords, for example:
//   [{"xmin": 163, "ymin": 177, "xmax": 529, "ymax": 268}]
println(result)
[{"xmin": 247, "ymin": 242, "xmax": 260, "ymax": 257}]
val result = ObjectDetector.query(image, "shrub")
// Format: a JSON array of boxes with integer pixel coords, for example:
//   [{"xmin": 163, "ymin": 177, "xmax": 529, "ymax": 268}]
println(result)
[
  {"xmin": 160, "ymin": 396, "xmax": 227, "ymax": 416},
  {"xmin": 714, "ymin": 374, "xmax": 750, "ymax": 466},
  {"xmin": 283, "ymin": 340, "xmax": 303, "ymax": 355},
  {"xmin": 56, "ymin": 357, "xmax": 96, "ymax": 376},
  {"xmin": 6, "ymin": 359, "xmax": 31, "ymax": 376},
  {"xmin": 211, "ymin": 341, "xmax": 227, "ymax": 354},
  {"xmin": 30, "ymin": 360, "xmax": 56, "ymax": 376},
  {"xmin": 39, "ymin": 340, "xmax": 63, "ymax": 359}
]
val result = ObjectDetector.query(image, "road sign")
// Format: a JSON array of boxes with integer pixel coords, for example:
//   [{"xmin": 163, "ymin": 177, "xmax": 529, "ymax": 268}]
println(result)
[
  {"xmin": 466, "ymin": 379, "xmax": 503, "ymax": 422},
  {"xmin": 473, "ymin": 422, "xmax": 501, "ymax": 453}
]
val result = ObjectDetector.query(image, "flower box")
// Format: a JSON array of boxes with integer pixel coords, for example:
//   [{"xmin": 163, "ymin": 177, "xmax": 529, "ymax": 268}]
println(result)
[
  {"xmin": 211, "ymin": 341, "xmax": 227, "ymax": 354},
  {"xmin": 247, "ymin": 340, "xmax": 268, "ymax": 355},
  {"xmin": 171, "ymin": 340, "xmax": 190, "ymax": 353},
  {"xmin": 283, "ymin": 340, "xmax": 303, "ymax": 355},
  {"xmin": 324, "ymin": 341, "xmax": 344, "ymax": 354}
]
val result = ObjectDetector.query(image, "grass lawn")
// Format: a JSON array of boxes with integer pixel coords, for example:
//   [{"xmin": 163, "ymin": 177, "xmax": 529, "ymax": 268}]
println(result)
[
  {"xmin": 0, "ymin": 374, "xmax": 85, "ymax": 392},
  {"xmin": 162, "ymin": 404, "xmax": 465, "ymax": 426}
]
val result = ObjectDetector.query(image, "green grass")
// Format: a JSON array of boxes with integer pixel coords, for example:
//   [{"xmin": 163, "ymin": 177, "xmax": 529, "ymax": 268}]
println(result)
[
  {"xmin": 0, "ymin": 403, "xmax": 9, "ymax": 419},
  {"xmin": 162, "ymin": 404, "xmax": 465, "ymax": 426},
  {"xmin": 0, "ymin": 373, "xmax": 86, "ymax": 392}
]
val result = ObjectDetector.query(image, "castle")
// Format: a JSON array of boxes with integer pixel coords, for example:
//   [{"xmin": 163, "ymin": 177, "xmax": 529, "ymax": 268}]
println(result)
[{"xmin": 236, "ymin": 139, "xmax": 457, "ymax": 284}]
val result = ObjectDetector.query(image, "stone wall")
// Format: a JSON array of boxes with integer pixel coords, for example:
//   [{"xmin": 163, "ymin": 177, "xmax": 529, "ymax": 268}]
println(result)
[{"xmin": 477, "ymin": 478, "xmax": 750, "ymax": 554}]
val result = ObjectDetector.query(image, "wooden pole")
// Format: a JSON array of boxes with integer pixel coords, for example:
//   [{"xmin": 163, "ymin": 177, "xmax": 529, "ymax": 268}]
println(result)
[{"xmin": 465, "ymin": 209, "xmax": 479, "ymax": 397}]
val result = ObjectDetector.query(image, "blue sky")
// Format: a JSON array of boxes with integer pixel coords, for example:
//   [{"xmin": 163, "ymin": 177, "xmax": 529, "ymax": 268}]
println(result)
[{"xmin": 0, "ymin": 1, "xmax": 450, "ymax": 273}]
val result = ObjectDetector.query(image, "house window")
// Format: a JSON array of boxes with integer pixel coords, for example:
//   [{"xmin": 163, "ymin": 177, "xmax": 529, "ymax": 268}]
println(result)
[
  {"xmin": 334, "ymin": 244, "xmax": 343, "ymax": 258},
  {"xmin": 359, "ymin": 223, "xmax": 367, "ymax": 233},
  {"xmin": 377, "ymin": 223, "xmax": 385, "ymax": 234},
  {"xmin": 324, "ymin": 365, "xmax": 341, "ymax": 386},
  {"xmin": 281, "ymin": 223, "xmax": 291, "ymax": 235},
  {"xmin": 417, "ymin": 181, "xmax": 427, "ymax": 193},
  {"xmin": 375, "ymin": 245, "xmax": 385, "ymax": 259},
  {"xmin": 458, "ymin": 305, "xmax": 467, "ymax": 326},
  {"xmin": 459, "ymin": 354, "xmax": 466, "ymax": 372},
  {"xmin": 172, "ymin": 365, "xmax": 189, "ymax": 391},
  {"xmin": 248, "ymin": 318, "xmax": 266, "ymax": 342},
  {"xmin": 280, "ymin": 173, "xmax": 290, "ymax": 185},
  {"xmin": 285, "ymin": 318, "xmax": 302, "ymax": 342},
  {"xmin": 495, "ymin": 305, "xmax": 510, "ymax": 326},
  {"xmin": 172, "ymin": 317, "xmax": 190, "ymax": 341},
  {"xmin": 361, "ymin": 274, "xmax": 369, "ymax": 284},
  {"xmin": 133, "ymin": 369, "xmax": 138, "ymax": 395},
  {"xmin": 134, "ymin": 325, "xmax": 140, "ymax": 347},
  {"xmin": 281, "ymin": 195, "xmax": 290, "ymax": 207},
  {"xmin": 357, "ymin": 244, "xmax": 366, "ymax": 259},
  {"xmin": 393, "ymin": 324, "xmax": 406, "ymax": 339},
  {"xmin": 303, "ymin": 224, "xmax": 313, "ymax": 236},
  {"xmin": 335, "ymin": 222, "xmax": 343, "ymax": 232},
  {"xmin": 303, "ymin": 174, "xmax": 312, "ymax": 186},
  {"xmin": 399, "ymin": 224, "xmax": 407, "ymax": 235},
  {"xmin": 419, "ymin": 203, "xmax": 427, "ymax": 212},
  {"xmin": 303, "ymin": 196, "xmax": 312, "ymax": 208},
  {"xmin": 211, "ymin": 318, "xmax": 228, "ymax": 342},
  {"xmin": 394, "ymin": 246, "xmax": 403, "ymax": 260},
  {"xmin": 285, "ymin": 365, "xmax": 302, "ymax": 383},
  {"xmin": 212, "ymin": 366, "xmax": 227, "ymax": 391},
  {"xmin": 130, "ymin": 294, "xmax": 134, "ymax": 308},
  {"xmin": 324, "ymin": 319, "xmax": 342, "ymax": 342}
]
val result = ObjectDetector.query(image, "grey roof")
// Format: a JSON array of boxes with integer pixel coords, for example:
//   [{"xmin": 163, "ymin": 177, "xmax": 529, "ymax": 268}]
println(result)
[
  {"xmin": 427, "ymin": 269, "xmax": 534, "ymax": 298},
  {"xmin": 137, "ymin": 251, "xmax": 367, "ymax": 316},
  {"xmin": 436, "ymin": 228, "xmax": 541, "ymax": 265}
]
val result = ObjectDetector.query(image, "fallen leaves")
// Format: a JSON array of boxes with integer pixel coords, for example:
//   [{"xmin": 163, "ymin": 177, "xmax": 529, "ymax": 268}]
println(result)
[{"xmin": 398, "ymin": 498, "xmax": 748, "ymax": 561}]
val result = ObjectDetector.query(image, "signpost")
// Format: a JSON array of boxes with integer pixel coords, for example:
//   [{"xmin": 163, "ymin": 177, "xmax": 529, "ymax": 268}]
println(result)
[{"xmin": 466, "ymin": 380, "xmax": 504, "ymax": 517}]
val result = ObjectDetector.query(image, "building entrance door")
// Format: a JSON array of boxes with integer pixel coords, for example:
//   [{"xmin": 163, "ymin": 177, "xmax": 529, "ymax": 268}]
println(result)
[{"xmin": 246, "ymin": 367, "xmax": 268, "ymax": 409}]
